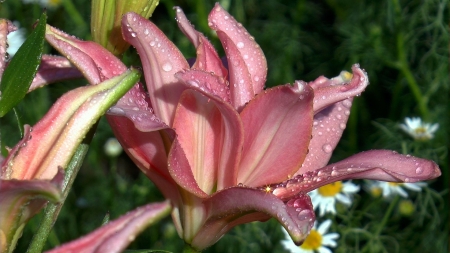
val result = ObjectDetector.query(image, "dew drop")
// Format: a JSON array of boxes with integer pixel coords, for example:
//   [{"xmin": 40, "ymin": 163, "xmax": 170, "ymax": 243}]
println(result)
[
  {"xmin": 339, "ymin": 123, "xmax": 346, "ymax": 130},
  {"xmin": 343, "ymin": 100, "xmax": 352, "ymax": 108},
  {"xmin": 322, "ymin": 144, "xmax": 332, "ymax": 153},
  {"xmin": 162, "ymin": 62, "xmax": 173, "ymax": 72},
  {"xmin": 415, "ymin": 167, "xmax": 423, "ymax": 174}
]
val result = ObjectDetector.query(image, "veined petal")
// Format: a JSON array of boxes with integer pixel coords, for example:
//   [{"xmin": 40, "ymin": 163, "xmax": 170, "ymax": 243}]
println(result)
[
  {"xmin": 190, "ymin": 187, "xmax": 314, "ymax": 250},
  {"xmin": 296, "ymin": 98, "xmax": 354, "ymax": 175},
  {"xmin": 28, "ymin": 55, "xmax": 83, "ymax": 92},
  {"xmin": 172, "ymin": 90, "xmax": 220, "ymax": 194},
  {"xmin": 273, "ymin": 150, "xmax": 441, "ymax": 200},
  {"xmin": 175, "ymin": 7, "xmax": 228, "ymax": 78},
  {"xmin": 312, "ymin": 64, "xmax": 368, "ymax": 113},
  {"xmin": 107, "ymin": 82, "xmax": 171, "ymax": 133},
  {"xmin": 175, "ymin": 70, "xmax": 243, "ymax": 190},
  {"xmin": 45, "ymin": 25, "xmax": 127, "ymax": 85},
  {"xmin": 208, "ymin": 3, "xmax": 267, "ymax": 111},
  {"xmin": 168, "ymin": 138, "xmax": 208, "ymax": 198},
  {"xmin": 0, "ymin": 172, "xmax": 62, "ymax": 253},
  {"xmin": 122, "ymin": 12, "xmax": 189, "ymax": 126},
  {"xmin": 45, "ymin": 201, "xmax": 171, "ymax": 253},
  {"xmin": 1, "ymin": 70, "xmax": 140, "ymax": 180},
  {"xmin": 237, "ymin": 83, "xmax": 313, "ymax": 187}
]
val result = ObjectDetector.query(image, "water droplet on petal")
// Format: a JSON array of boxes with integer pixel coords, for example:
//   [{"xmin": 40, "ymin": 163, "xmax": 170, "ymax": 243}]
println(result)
[
  {"xmin": 322, "ymin": 144, "xmax": 333, "ymax": 153},
  {"xmin": 415, "ymin": 167, "xmax": 423, "ymax": 174},
  {"xmin": 162, "ymin": 62, "xmax": 173, "ymax": 72}
]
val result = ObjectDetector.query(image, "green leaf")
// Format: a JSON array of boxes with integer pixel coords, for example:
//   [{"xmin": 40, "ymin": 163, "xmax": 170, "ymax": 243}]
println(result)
[{"xmin": 0, "ymin": 12, "xmax": 47, "ymax": 117}]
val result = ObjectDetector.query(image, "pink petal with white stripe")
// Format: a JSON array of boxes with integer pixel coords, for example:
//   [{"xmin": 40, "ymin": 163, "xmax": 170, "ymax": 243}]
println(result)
[{"xmin": 175, "ymin": 70, "xmax": 243, "ymax": 190}]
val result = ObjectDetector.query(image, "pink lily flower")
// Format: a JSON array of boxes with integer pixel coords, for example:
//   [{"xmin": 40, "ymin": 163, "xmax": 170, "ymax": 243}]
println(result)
[
  {"xmin": 43, "ymin": 4, "xmax": 440, "ymax": 251},
  {"xmin": 0, "ymin": 18, "xmax": 141, "ymax": 251}
]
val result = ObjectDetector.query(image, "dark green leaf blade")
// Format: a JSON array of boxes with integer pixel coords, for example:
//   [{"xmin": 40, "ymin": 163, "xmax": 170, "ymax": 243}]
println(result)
[{"xmin": 0, "ymin": 12, "xmax": 47, "ymax": 117}]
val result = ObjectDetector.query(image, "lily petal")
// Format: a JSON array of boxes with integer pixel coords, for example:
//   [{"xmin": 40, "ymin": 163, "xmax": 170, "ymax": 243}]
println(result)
[
  {"xmin": 273, "ymin": 150, "xmax": 441, "ymax": 200},
  {"xmin": 175, "ymin": 70, "xmax": 243, "ymax": 190},
  {"xmin": 171, "ymin": 90, "xmax": 220, "ymax": 194},
  {"xmin": 122, "ymin": 12, "xmax": 189, "ymax": 126},
  {"xmin": 45, "ymin": 25, "xmax": 126, "ymax": 85},
  {"xmin": 0, "ymin": 171, "xmax": 63, "ymax": 253},
  {"xmin": 297, "ymin": 98, "xmax": 354, "ymax": 175},
  {"xmin": 191, "ymin": 187, "xmax": 314, "ymax": 250},
  {"xmin": 28, "ymin": 55, "xmax": 83, "ymax": 92},
  {"xmin": 168, "ymin": 138, "xmax": 209, "ymax": 198},
  {"xmin": 175, "ymin": 7, "xmax": 228, "ymax": 78},
  {"xmin": 237, "ymin": 83, "xmax": 313, "ymax": 187},
  {"xmin": 208, "ymin": 3, "xmax": 267, "ymax": 110},
  {"xmin": 312, "ymin": 64, "xmax": 368, "ymax": 113},
  {"xmin": 1, "ymin": 70, "xmax": 140, "ymax": 180},
  {"xmin": 45, "ymin": 201, "xmax": 171, "ymax": 253}
]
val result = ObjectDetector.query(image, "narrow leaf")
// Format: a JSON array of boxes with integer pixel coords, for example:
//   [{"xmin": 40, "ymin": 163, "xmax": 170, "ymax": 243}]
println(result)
[{"xmin": 0, "ymin": 12, "xmax": 47, "ymax": 117}]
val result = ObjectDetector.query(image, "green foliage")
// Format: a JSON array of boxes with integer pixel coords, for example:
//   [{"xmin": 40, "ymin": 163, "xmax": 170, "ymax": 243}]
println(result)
[{"xmin": 0, "ymin": 12, "xmax": 46, "ymax": 117}]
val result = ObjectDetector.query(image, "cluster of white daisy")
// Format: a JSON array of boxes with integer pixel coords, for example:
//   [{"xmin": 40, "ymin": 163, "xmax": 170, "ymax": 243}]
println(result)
[
  {"xmin": 281, "ymin": 179, "xmax": 427, "ymax": 252},
  {"xmin": 399, "ymin": 117, "xmax": 439, "ymax": 141},
  {"xmin": 281, "ymin": 219, "xmax": 338, "ymax": 253},
  {"xmin": 364, "ymin": 180, "xmax": 426, "ymax": 199}
]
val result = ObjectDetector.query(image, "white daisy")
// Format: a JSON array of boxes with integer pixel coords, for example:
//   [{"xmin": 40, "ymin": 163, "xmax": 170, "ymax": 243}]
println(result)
[
  {"xmin": 281, "ymin": 219, "xmax": 339, "ymax": 253},
  {"xmin": 6, "ymin": 21, "xmax": 26, "ymax": 57},
  {"xmin": 399, "ymin": 117, "xmax": 439, "ymax": 141},
  {"xmin": 377, "ymin": 181, "xmax": 427, "ymax": 198},
  {"xmin": 309, "ymin": 181, "xmax": 360, "ymax": 216},
  {"xmin": 363, "ymin": 180, "xmax": 383, "ymax": 198},
  {"xmin": 104, "ymin": 137, "xmax": 123, "ymax": 157}
]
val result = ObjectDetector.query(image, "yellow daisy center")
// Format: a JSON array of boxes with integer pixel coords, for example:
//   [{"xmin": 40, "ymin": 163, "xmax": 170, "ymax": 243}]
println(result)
[
  {"xmin": 414, "ymin": 127, "xmax": 427, "ymax": 134},
  {"xmin": 49, "ymin": 0, "xmax": 62, "ymax": 7},
  {"xmin": 300, "ymin": 229, "xmax": 322, "ymax": 250},
  {"xmin": 370, "ymin": 187, "xmax": 382, "ymax": 197},
  {"xmin": 388, "ymin": 182, "xmax": 402, "ymax": 187},
  {"xmin": 318, "ymin": 181, "xmax": 343, "ymax": 197}
]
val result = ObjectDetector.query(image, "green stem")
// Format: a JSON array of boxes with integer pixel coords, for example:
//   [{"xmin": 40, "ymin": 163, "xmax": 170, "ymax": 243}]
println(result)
[
  {"xmin": 391, "ymin": 0, "xmax": 429, "ymax": 119},
  {"xmin": 396, "ymin": 34, "xmax": 429, "ymax": 118},
  {"xmin": 183, "ymin": 243, "xmax": 200, "ymax": 253},
  {"xmin": 26, "ymin": 142, "xmax": 90, "ymax": 253},
  {"xmin": 62, "ymin": 0, "xmax": 88, "ymax": 35},
  {"xmin": 360, "ymin": 195, "xmax": 399, "ymax": 253},
  {"xmin": 375, "ymin": 195, "xmax": 399, "ymax": 236}
]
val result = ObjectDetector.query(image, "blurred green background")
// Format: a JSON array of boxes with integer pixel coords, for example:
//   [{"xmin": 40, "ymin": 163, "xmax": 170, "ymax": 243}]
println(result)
[{"xmin": 1, "ymin": 0, "xmax": 448, "ymax": 252}]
